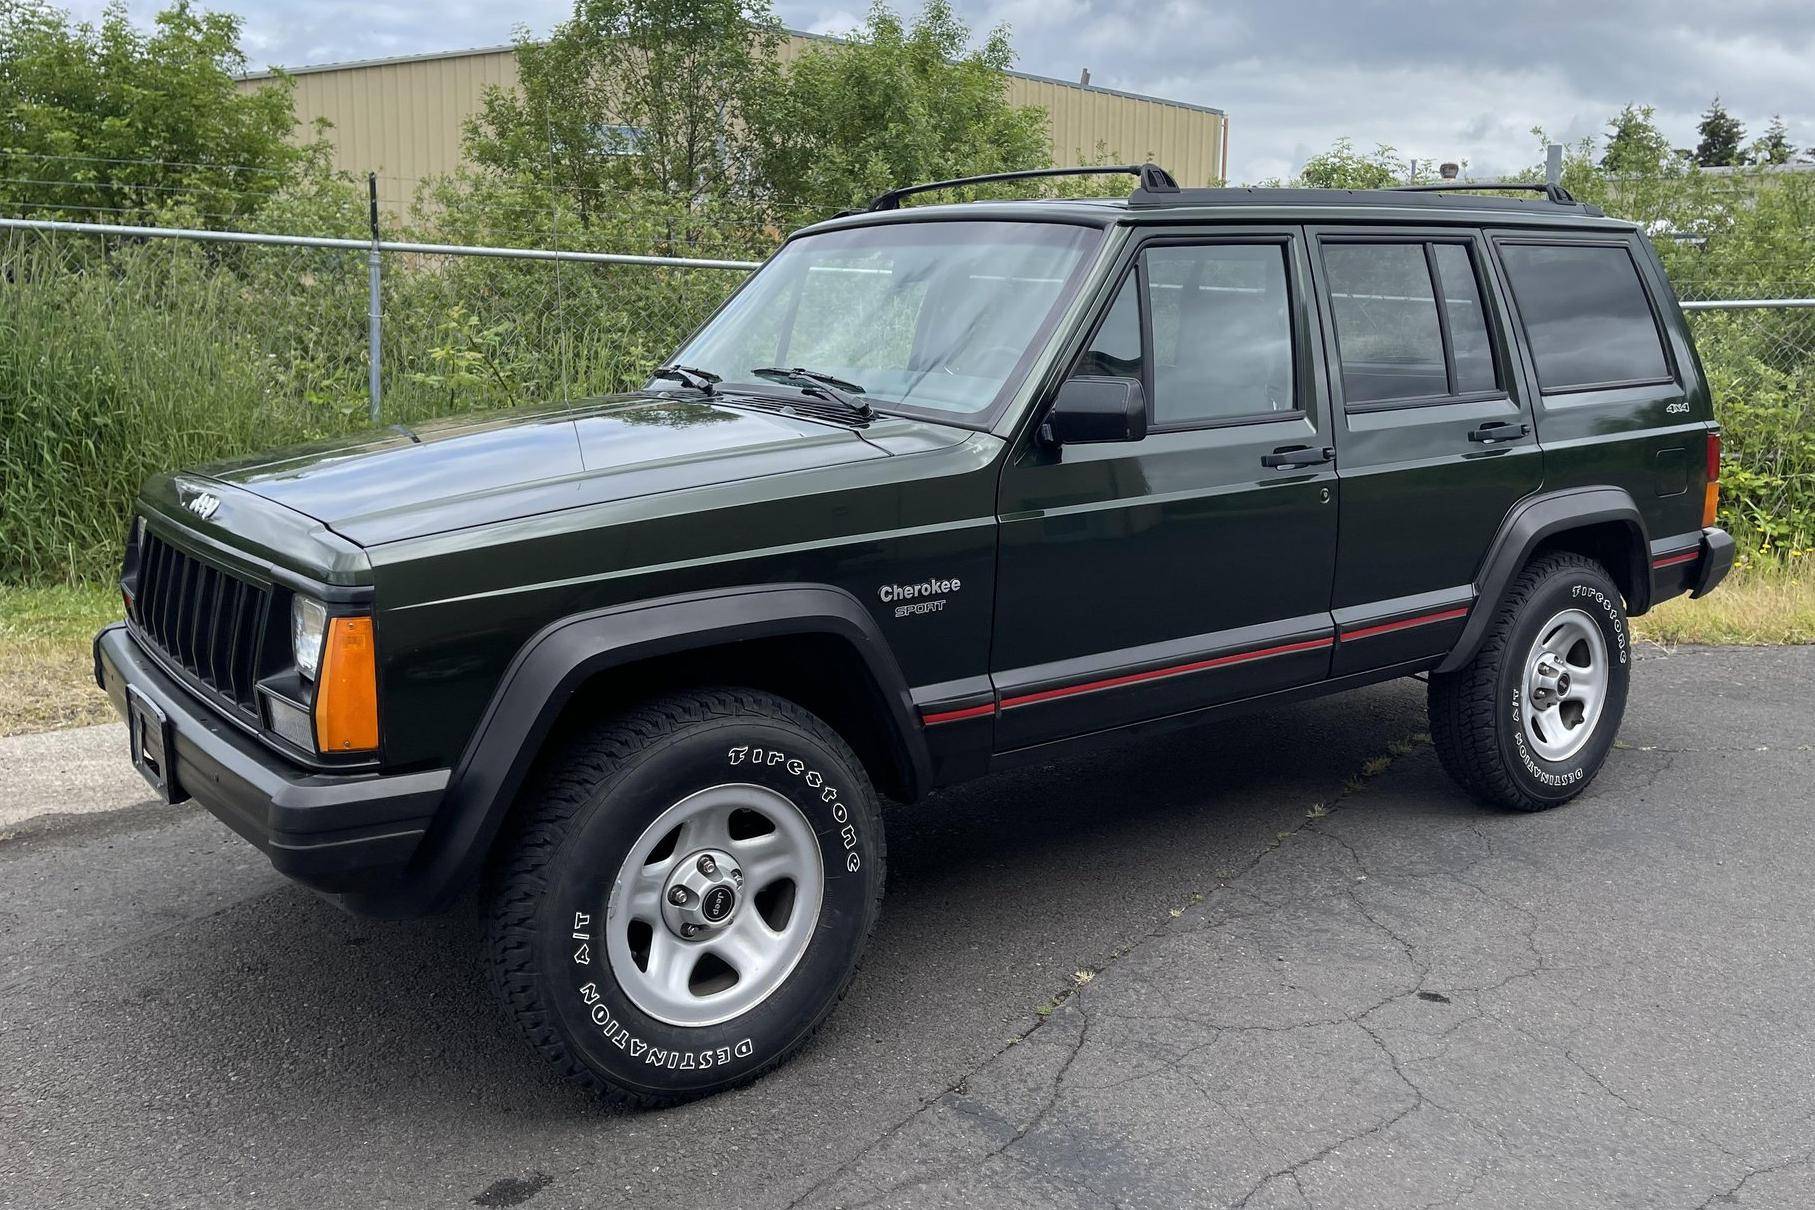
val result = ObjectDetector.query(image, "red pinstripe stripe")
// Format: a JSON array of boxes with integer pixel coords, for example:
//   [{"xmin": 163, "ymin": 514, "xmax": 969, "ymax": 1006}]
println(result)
[
  {"xmin": 1651, "ymin": 550, "xmax": 1699, "ymax": 569},
  {"xmin": 998, "ymin": 636, "xmax": 1335, "ymax": 711},
  {"xmin": 1338, "ymin": 606, "xmax": 1470, "ymax": 643},
  {"xmin": 920, "ymin": 702, "xmax": 996, "ymax": 726}
]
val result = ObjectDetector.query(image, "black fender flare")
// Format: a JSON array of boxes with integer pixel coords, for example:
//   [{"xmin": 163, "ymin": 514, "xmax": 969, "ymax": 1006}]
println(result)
[
  {"xmin": 1436, "ymin": 487, "xmax": 1651, "ymax": 675},
  {"xmin": 348, "ymin": 583, "xmax": 928, "ymax": 916}
]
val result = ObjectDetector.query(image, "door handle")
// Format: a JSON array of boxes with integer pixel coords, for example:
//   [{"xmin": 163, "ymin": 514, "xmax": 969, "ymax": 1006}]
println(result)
[
  {"xmin": 1261, "ymin": 445, "xmax": 1334, "ymax": 469},
  {"xmin": 1468, "ymin": 421, "xmax": 1530, "ymax": 444}
]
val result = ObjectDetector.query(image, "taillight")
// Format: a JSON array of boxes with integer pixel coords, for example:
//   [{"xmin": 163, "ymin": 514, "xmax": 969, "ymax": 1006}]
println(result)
[{"xmin": 1702, "ymin": 430, "xmax": 1721, "ymax": 529}]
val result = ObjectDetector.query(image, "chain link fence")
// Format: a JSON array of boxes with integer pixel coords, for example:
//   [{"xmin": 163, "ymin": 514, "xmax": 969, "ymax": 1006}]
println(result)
[{"xmin": 2, "ymin": 196, "xmax": 1811, "ymax": 579}]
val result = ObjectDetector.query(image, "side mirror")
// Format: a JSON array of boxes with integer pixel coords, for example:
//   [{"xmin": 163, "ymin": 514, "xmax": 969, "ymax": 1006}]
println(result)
[{"xmin": 1039, "ymin": 376, "xmax": 1148, "ymax": 448}]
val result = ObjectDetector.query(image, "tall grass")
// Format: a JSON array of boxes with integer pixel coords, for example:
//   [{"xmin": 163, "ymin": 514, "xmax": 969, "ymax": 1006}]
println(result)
[{"xmin": 0, "ymin": 231, "xmax": 741, "ymax": 582}]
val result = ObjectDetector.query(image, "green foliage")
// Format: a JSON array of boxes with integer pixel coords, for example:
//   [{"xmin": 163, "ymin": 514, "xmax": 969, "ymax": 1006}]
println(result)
[
  {"xmin": 0, "ymin": 0, "xmax": 309, "ymax": 226},
  {"xmin": 745, "ymin": 0, "xmax": 1050, "ymax": 215},
  {"xmin": 1695, "ymin": 96, "xmax": 1746, "ymax": 168},
  {"xmin": 0, "ymin": 226, "xmax": 743, "ymax": 581},
  {"xmin": 1286, "ymin": 139, "xmax": 1409, "ymax": 189},
  {"xmin": 462, "ymin": 0, "xmax": 783, "ymax": 209},
  {"xmin": 1751, "ymin": 116, "xmax": 1797, "ymax": 168},
  {"xmin": 1601, "ymin": 104, "xmax": 1675, "ymax": 176}
]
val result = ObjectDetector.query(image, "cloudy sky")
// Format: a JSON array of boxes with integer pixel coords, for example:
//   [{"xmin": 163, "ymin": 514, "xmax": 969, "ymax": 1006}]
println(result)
[{"xmin": 69, "ymin": 0, "xmax": 1815, "ymax": 183}]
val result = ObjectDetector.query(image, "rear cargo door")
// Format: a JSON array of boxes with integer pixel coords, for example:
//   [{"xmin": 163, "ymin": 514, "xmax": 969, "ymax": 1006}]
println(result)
[{"xmin": 1309, "ymin": 226, "xmax": 1542, "ymax": 676}]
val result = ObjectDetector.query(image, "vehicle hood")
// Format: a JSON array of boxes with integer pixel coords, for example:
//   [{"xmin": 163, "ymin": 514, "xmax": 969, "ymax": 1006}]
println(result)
[{"xmin": 194, "ymin": 394, "xmax": 971, "ymax": 546}]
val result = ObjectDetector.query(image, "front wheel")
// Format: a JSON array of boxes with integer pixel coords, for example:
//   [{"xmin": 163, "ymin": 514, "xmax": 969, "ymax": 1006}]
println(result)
[
  {"xmin": 1429, "ymin": 552, "xmax": 1631, "ymax": 811},
  {"xmin": 483, "ymin": 688, "xmax": 885, "ymax": 1107}
]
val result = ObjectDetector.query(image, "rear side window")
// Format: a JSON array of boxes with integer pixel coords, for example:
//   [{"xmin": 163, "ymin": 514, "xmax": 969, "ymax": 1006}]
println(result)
[
  {"xmin": 1322, "ymin": 240, "xmax": 1502, "ymax": 407},
  {"xmin": 1499, "ymin": 243, "xmax": 1671, "ymax": 391}
]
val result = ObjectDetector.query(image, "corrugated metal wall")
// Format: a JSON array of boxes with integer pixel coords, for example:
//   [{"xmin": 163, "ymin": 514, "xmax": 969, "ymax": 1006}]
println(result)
[{"xmin": 244, "ymin": 36, "xmax": 1225, "ymax": 214}]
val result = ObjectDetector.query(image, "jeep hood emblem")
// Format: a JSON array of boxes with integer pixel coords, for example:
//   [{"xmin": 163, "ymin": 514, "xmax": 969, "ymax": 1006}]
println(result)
[{"xmin": 179, "ymin": 486, "xmax": 221, "ymax": 521}]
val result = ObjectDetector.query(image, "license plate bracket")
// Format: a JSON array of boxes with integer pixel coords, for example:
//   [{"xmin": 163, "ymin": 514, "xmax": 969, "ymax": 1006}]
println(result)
[{"xmin": 127, "ymin": 686, "xmax": 184, "ymax": 803}]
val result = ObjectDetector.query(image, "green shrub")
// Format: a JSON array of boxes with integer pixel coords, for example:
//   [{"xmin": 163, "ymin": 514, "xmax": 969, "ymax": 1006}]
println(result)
[{"xmin": 0, "ymin": 225, "xmax": 747, "ymax": 582}]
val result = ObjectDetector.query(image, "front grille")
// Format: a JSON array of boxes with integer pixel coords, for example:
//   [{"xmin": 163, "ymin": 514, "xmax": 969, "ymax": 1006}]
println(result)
[{"xmin": 130, "ymin": 530, "xmax": 272, "ymax": 713}]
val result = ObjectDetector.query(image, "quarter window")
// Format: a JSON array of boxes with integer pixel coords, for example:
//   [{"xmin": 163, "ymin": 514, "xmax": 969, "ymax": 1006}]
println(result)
[
  {"xmin": 1433, "ymin": 243, "xmax": 1496, "ymax": 394},
  {"xmin": 1071, "ymin": 243, "xmax": 1298, "ymax": 427},
  {"xmin": 1322, "ymin": 241, "xmax": 1502, "ymax": 406},
  {"xmin": 1499, "ymin": 243, "xmax": 1671, "ymax": 391}
]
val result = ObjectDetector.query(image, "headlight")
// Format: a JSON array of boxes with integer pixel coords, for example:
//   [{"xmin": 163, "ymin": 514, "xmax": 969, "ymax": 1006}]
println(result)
[{"xmin": 292, "ymin": 596, "xmax": 328, "ymax": 680}]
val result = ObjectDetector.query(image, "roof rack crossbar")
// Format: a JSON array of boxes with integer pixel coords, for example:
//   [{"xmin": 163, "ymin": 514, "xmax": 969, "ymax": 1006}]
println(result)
[
  {"xmin": 1391, "ymin": 180, "xmax": 1578, "ymax": 205},
  {"xmin": 865, "ymin": 163, "xmax": 1178, "ymax": 212}
]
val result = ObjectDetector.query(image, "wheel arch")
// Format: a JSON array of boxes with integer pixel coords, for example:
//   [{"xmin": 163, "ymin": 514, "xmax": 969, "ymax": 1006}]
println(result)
[
  {"xmin": 346, "ymin": 584, "xmax": 928, "ymax": 916},
  {"xmin": 1437, "ymin": 487, "xmax": 1650, "ymax": 676}
]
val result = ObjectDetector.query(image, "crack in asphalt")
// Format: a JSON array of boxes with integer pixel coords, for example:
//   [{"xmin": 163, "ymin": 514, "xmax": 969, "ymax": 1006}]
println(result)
[
  {"xmin": 790, "ymin": 737, "xmax": 1434, "ymax": 1208},
  {"xmin": 790, "ymin": 717, "xmax": 1802, "ymax": 1209}
]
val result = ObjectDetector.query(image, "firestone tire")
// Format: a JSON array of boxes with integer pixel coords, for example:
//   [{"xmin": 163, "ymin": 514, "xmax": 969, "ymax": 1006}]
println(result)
[
  {"xmin": 482, "ymin": 688, "xmax": 886, "ymax": 1108},
  {"xmin": 1429, "ymin": 552, "xmax": 1631, "ymax": 812}
]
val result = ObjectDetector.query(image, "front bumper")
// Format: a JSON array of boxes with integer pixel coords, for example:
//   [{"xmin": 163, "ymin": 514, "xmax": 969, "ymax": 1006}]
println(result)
[{"xmin": 95, "ymin": 624, "xmax": 448, "ymax": 897}]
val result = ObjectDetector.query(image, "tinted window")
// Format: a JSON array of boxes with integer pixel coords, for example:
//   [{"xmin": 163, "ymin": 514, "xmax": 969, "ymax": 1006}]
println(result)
[
  {"xmin": 1500, "ymin": 243, "xmax": 1670, "ymax": 390},
  {"xmin": 1145, "ymin": 244, "xmax": 1295, "ymax": 424},
  {"xmin": 1433, "ymin": 243, "xmax": 1498, "ymax": 394},
  {"xmin": 1324, "ymin": 243, "xmax": 1447, "ymax": 404}
]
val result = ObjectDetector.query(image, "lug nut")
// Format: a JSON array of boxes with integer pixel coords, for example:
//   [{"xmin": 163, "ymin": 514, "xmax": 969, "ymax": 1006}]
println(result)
[
  {"xmin": 731, "ymin": 868, "xmax": 743, "ymax": 884},
  {"xmin": 669, "ymin": 886, "xmax": 690, "ymax": 905},
  {"xmin": 697, "ymin": 854, "xmax": 718, "ymax": 876},
  {"xmin": 681, "ymin": 923, "xmax": 701, "ymax": 938}
]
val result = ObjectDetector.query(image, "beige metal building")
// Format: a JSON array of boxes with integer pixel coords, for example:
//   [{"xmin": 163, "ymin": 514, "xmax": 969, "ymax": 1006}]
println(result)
[{"xmin": 240, "ymin": 33, "xmax": 1227, "ymax": 213}]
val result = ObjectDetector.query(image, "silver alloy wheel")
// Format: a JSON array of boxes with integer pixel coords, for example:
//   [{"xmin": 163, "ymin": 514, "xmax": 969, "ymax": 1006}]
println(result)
[
  {"xmin": 606, "ymin": 784, "xmax": 824, "ymax": 1027},
  {"xmin": 1521, "ymin": 608, "xmax": 1609, "ymax": 763}
]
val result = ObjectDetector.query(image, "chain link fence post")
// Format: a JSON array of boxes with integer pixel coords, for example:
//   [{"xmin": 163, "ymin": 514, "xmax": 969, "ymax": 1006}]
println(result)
[{"xmin": 366, "ymin": 172, "xmax": 383, "ymax": 424}]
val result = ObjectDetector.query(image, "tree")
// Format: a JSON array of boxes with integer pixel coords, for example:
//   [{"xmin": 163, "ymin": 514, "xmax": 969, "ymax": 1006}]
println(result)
[
  {"xmin": 1290, "ymin": 139, "xmax": 1407, "ymax": 189},
  {"xmin": 1694, "ymin": 96, "xmax": 1746, "ymax": 166},
  {"xmin": 1751, "ymin": 114, "xmax": 1797, "ymax": 166},
  {"xmin": 1601, "ymin": 104, "xmax": 1673, "ymax": 175},
  {"xmin": 463, "ymin": 0, "xmax": 783, "ymax": 216},
  {"xmin": 0, "ymin": 0, "xmax": 307, "ymax": 226},
  {"xmin": 747, "ymin": 0, "xmax": 1051, "ymax": 216}
]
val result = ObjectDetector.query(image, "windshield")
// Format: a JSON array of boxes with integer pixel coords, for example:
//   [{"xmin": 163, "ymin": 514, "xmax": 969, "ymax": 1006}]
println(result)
[{"xmin": 669, "ymin": 220, "xmax": 1103, "ymax": 421}]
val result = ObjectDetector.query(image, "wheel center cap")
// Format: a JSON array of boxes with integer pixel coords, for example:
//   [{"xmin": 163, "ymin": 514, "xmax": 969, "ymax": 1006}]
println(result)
[
  {"xmin": 701, "ymin": 885, "xmax": 735, "ymax": 922},
  {"xmin": 660, "ymin": 849, "xmax": 744, "ymax": 939}
]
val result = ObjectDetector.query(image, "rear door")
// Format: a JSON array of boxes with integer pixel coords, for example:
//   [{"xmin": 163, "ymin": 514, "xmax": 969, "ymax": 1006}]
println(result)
[
  {"xmin": 990, "ymin": 226, "xmax": 1340, "ymax": 751},
  {"xmin": 1309, "ymin": 227, "xmax": 1542, "ymax": 676}
]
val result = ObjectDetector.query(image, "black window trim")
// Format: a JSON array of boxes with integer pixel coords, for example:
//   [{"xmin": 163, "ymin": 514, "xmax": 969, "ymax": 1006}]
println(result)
[
  {"xmin": 1316, "ymin": 232, "xmax": 1513, "ymax": 415},
  {"xmin": 1489, "ymin": 234, "xmax": 1680, "ymax": 398},
  {"xmin": 1064, "ymin": 231, "xmax": 1312, "ymax": 435}
]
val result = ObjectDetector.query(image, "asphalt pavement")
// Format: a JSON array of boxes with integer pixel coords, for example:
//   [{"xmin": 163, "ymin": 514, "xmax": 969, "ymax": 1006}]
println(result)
[{"xmin": 2, "ymin": 646, "xmax": 1811, "ymax": 1209}]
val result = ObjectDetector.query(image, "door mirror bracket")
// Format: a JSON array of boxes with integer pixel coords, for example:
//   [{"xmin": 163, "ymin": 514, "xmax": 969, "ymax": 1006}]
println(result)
[{"xmin": 1039, "ymin": 376, "xmax": 1148, "ymax": 448}]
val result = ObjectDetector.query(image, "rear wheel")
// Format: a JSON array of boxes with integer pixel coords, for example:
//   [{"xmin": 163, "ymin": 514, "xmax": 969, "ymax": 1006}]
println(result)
[
  {"xmin": 483, "ymin": 688, "xmax": 885, "ymax": 1107},
  {"xmin": 1429, "ymin": 552, "xmax": 1631, "ymax": 811}
]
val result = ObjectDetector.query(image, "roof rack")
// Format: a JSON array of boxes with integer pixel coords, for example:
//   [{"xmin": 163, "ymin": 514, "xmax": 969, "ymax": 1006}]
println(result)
[
  {"xmin": 864, "ymin": 163, "xmax": 1178, "ymax": 212},
  {"xmin": 1392, "ymin": 180, "xmax": 1579, "ymax": 205}
]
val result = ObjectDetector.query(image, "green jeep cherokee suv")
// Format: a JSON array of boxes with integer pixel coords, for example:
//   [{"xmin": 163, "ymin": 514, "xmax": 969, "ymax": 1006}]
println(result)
[{"xmin": 96, "ymin": 165, "xmax": 1734, "ymax": 1106}]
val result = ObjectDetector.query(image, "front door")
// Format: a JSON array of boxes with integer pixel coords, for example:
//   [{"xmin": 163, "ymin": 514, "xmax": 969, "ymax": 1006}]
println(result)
[
  {"xmin": 1308, "ymin": 228, "xmax": 1543, "ymax": 676},
  {"xmin": 991, "ymin": 228, "xmax": 1341, "ymax": 751}
]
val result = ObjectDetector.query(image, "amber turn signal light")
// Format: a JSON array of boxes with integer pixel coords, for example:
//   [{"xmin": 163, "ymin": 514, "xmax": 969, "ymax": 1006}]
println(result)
[
  {"xmin": 1702, "ymin": 430, "xmax": 1722, "ymax": 530},
  {"xmin": 314, "ymin": 615, "xmax": 379, "ymax": 752}
]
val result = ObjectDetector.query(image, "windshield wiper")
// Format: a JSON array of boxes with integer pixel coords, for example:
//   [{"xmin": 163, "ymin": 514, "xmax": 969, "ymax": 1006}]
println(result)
[
  {"xmin": 750, "ymin": 367, "xmax": 874, "ymax": 419},
  {"xmin": 651, "ymin": 364, "xmax": 721, "ymax": 395}
]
